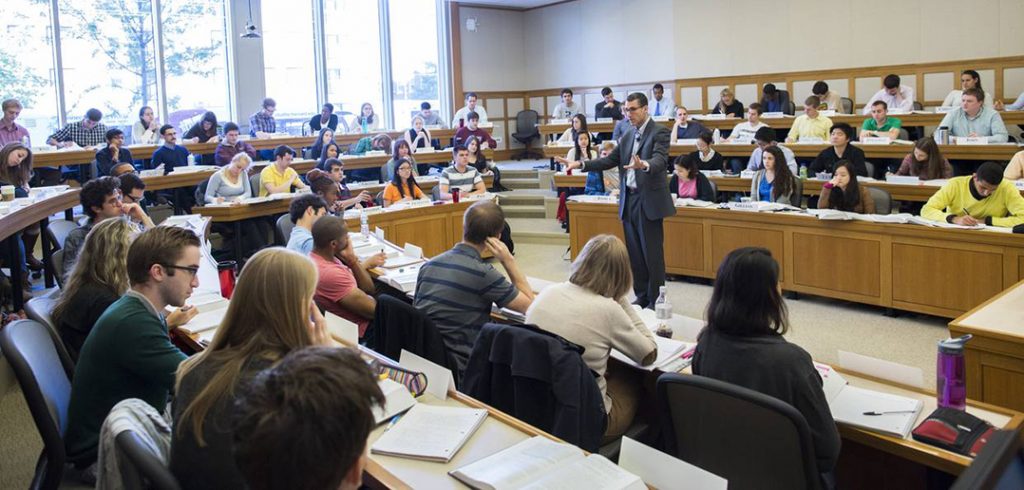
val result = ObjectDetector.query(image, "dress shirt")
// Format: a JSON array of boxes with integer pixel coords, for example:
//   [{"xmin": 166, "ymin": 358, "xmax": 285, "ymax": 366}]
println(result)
[
  {"xmin": 49, "ymin": 121, "xmax": 108, "ymax": 147},
  {"xmin": 938, "ymin": 106, "xmax": 1009, "ymax": 143},
  {"xmin": 650, "ymin": 96, "xmax": 676, "ymax": 117},
  {"xmin": 862, "ymin": 85, "xmax": 914, "ymax": 114},
  {"xmin": 0, "ymin": 119, "xmax": 30, "ymax": 147},
  {"xmin": 248, "ymin": 111, "xmax": 276, "ymax": 135}
]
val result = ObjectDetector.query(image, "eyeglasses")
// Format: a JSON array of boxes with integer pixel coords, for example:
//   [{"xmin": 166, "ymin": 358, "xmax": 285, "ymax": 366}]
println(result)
[{"xmin": 162, "ymin": 264, "xmax": 200, "ymax": 277}]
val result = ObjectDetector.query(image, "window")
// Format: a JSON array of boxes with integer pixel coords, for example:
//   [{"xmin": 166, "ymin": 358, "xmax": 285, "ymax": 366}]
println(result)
[
  {"xmin": 261, "ymin": 0, "xmax": 317, "ymax": 134},
  {"xmin": 323, "ymin": 0, "xmax": 384, "ymax": 132},
  {"xmin": 161, "ymin": 0, "xmax": 232, "ymax": 130},
  {"xmin": 57, "ymin": 0, "xmax": 158, "ymax": 132},
  {"xmin": 388, "ymin": 0, "xmax": 441, "ymax": 129},
  {"xmin": 0, "ymin": 0, "xmax": 59, "ymax": 144}
]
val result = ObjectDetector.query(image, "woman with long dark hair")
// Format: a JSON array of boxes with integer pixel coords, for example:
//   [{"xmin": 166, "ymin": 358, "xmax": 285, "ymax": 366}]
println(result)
[
  {"xmin": 895, "ymin": 137, "xmax": 953, "ymax": 180},
  {"xmin": 819, "ymin": 161, "xmax": 875, "ymax": 213},
  {"xmin": 383, "ymin": 158, "xmax": 424, "ymax": 207},
  {"xmin": 308, "ymin": 127, "xmax": 336, "ymax": 160},
  {"xmin": 750, "ymin": 146, "xmax": 798, "ymax": 204}
]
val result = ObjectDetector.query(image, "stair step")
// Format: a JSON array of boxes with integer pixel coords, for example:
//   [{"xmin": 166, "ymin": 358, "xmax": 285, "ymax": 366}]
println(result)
[
  {"xmin": 501, "ymin": 169, "xmax": 542, "ymax": 179},
  {"xmin": 500, "ymin": 205, "xmax": 547, "ymax": 219},
  {"xmin": 506, "ymin": 218, "xmax": 569, "ymax": 246},
  {"xmin": 498, "ymin": 194, "xmax": 549, "ymax": 206},
  {"xmin": 502, "ymin": 178, "xmax": 542, "ymax": 190}
]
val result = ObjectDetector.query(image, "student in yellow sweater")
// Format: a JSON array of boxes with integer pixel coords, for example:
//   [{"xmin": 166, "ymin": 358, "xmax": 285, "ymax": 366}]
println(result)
[{"xmin": 921, "ymin": 162, "xmax": 1024, "ymax": 227}]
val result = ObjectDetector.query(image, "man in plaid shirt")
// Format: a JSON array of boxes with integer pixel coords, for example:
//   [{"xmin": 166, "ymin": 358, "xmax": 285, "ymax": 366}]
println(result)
[
  {"xmin": 249, "ymin": 97, "xmax": 277, "ymax": 136},
  {"xmin": 47, "ymin": 108, "xmax": 107, "ymax": 148}
]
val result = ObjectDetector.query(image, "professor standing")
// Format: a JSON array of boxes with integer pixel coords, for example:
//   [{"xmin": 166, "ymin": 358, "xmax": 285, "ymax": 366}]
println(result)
[{"xmin": 557, "ymin": 92, "xmax": 675, "ymax": 308}]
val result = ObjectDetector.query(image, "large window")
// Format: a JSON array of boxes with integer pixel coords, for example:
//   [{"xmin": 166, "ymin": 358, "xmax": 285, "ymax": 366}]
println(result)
[
  {"xmin": 161, "ymin": 0, "xmax": 231, "ymax": 131},
  {"xmin": 261, "ymin": 0, "xmax": 317, "ymax": 134},
  {"xmin": 0, "ymin": 0, "xmax": 59, "ymax": 145},
  {"xmin": 323, "ymin": 0, "xmax": 384, "ymax": 132},
  {"xmin": 388, "ymin": 0, "xmax": 440, "ymax": 129},
  {"xmin": 58, "ymin": 0, "xmax": 157, "ymax": 131}
]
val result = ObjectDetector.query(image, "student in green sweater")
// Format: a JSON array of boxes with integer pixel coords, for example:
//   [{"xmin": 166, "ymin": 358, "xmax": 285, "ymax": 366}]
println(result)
[
  {"xmin": 64, "ymin": 226, "xmax": 202, "ymax": 474},
  {"xmin": 921, "ymin": 161, "xmax": 1024, "ymax": 228}
]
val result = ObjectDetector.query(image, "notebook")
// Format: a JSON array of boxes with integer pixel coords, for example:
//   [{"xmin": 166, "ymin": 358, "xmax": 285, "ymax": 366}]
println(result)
[
  {"xmin": 610, "ymin": 336, "xmax": 695, "ymax": 371},
  {"xmin": 449, "ymin": 436, "xmax": 645, "ymax": 490},
  {"xmin": 371, "ymin": 404, "xmax": 487, "ymax": 463},
  {"xmin": 816, "ymin": 363, "xmax": 923, "ymax": 438}
]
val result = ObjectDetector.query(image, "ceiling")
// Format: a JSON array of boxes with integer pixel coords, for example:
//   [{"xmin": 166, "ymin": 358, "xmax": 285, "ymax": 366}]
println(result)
[{"xmin": 453, "ymin": 0, "xmax": 569, "ymax": 10}]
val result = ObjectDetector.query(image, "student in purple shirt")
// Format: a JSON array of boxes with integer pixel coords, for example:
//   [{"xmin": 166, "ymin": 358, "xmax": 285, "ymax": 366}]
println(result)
[{"xmin": 0, "ymin": 99, "xmax": 30, "ymax": 147}]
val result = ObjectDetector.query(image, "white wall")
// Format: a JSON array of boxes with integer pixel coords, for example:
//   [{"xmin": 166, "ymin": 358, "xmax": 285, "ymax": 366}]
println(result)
[
  {"xmin": 458, "ymin": 7, "xmax": 528, "ymax": 91},
  {"xmin": 459, "ymin": 0, "xmax": 1024, "ymax": 92}
]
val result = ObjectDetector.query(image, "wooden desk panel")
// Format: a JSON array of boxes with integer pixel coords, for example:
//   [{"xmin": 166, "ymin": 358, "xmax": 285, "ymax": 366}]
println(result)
[
  {"xmin": 891, "ymin": 243, "xmax": 1006, "ymax": 317},
  {"xmin": 664, "ymin": 220, "xmax": 704, "ymax": 273},
  {"xmin": 792, "ymin": 231, "xmax": 883, "ymax": 299},
  {"xmin": 708, "ymin": 223, "xmax": 786, "ymax": 282}
]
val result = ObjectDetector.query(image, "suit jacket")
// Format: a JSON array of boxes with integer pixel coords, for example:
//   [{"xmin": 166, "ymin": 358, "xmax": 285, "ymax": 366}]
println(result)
[
  {"xmin": 583, "ymin": 119, "xmax": 676, "ymax": 221},
  {"xmin": 309, "ymin": 114, "xmax": 339, "ymax": 132}
]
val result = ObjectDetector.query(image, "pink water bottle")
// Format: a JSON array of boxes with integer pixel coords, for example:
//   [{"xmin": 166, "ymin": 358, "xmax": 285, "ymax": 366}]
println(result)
[{"xmin": 937, "ymin": 335, "xmax": 972, "ymax": 410}]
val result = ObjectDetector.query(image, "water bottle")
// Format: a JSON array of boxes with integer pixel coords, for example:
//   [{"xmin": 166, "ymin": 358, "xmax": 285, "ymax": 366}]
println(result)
[
  {"xmin": 217, "ymin": 261, "xmax": 237, "ymax": 299},
  {"xmin": 187, "ymin": 153, "xmax": 195, "ymax": 166},
  {"xmin": 451, "ymin": 187, "xmax": 461, "ymax": 203},
  {"xmin": 937, "ymin": 334, "xmax": 972, "ymax": 410},
  {"xmin": 21, "ymin": 135, "xmax": 29, "ymax": 146},
  {"xmin": 937, "ymin": 126, "xmax": 950, "ymax": 145},
  {"xmin": 655, "ymin": 286, "xmax": 672, "ymax": 320},
  {"xmin": 360, "ymin": 210, "xmax": 370, "ymax": 238},
  {"xmin": 799, "ymin": 165, "xmax": 808, "ymax": 180}
]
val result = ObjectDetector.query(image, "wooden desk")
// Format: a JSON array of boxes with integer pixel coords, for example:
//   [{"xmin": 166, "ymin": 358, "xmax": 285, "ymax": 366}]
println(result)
[
  {"xmin": 948, "ymin": 279, "xmax": 1024, "ymax": 412},
  {"xmin": 568, "ymin": 201, "xmax": 1024, "ymax": 318},
  {"xmin": 0, "ymin": 190, "xmax": 80, "ymax": 308}
]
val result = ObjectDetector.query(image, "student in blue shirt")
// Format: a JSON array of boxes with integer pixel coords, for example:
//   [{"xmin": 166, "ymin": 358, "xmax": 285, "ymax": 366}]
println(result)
[
  {"xmin": 150, "ymin": 124, "xmax": 190, "ymax": 175},
  {"xmin": 749, "ymin": 146, "xmax": 799, "ymax": 205}
]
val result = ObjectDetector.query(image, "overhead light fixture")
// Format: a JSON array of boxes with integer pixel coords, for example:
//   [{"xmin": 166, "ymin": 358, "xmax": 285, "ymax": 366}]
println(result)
[{"xmin": 241, "ymin": 0, "xmax": 261, "ymax": 39}]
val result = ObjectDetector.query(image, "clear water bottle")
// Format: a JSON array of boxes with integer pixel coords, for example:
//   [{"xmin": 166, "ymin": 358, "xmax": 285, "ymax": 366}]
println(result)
[
  {"xmin": 799, "ymin": 165, "xmax": 808, "ymax": 180},
  {"xmin": 186, "ymin": 153, "xmax": 195, "ymax": 166},
  {"xmin": 360, "ymin": 210, "xmax": 370, "ymax": 238},
  {"xmin": 655, "ymin": 286, "xmax": 672, "ymax": 320}
]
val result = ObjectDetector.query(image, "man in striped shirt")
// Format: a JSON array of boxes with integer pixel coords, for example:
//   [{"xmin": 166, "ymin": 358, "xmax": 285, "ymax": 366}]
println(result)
[
  {"xmin": 413, "ymin": 200, "xmax": 534, "ymax": 377},
  {"xmin": 438, "ymin": 145, "xmax": 486, "ymax": 200}
]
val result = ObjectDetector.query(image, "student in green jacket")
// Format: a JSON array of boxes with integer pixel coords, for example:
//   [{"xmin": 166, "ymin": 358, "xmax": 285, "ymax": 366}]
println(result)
[
  {"xmin": 64, "ymin": 226, "xmax": 202, "ymax": 475},
  {"xmin": 922, "ymin": 161, "xmax": 1024, "ymax": 228}
]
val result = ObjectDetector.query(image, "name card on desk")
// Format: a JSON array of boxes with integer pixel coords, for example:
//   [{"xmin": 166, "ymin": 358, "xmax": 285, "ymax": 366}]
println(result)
[
  {"xmin": 838, "ymin": 350, "xmax": 924, "ymax": 389},
  {"xmin": 935, "ymin": 106, "xmax": 956, "ymax": 113},
  {"xmin": 694, "ymin": 113, "xmax": 727, "ymax": 120},
  {"xmin": 955, "ymin": 136, "xmax": 989, "ymax": 145},
  {"xmin": 478, "ymin": 123, "xmax": 494, "ymax": 129},
  {"xmin": 888, "ymin": 109, "xmax": 909, "ymax": 115},
  {"xmin": 761, "ymin": 112, "xmax": 786, "ymax": 118},
  {"xmin": 861, "ymin": 136, "xmax": 892, "ymax": 145},
  {"xmin": 796, "ymin": 137, "xmax": 825, "ymax": 144},
  {"xmin": 651, "ymin": 115, "xmax": 671, "ymax": 122},
  {"xmin": 403, "ymin": 243, "xmax": 423, "ymax": 259},
  {"xmin": 595, "ymin": 117, "xmax": 613, "ymax": 123},
  {"xmin": 885, "ymin": 175, "xmax": 922, "ymax": 185},
  {"xmin": 549, "ymin": 118, "xmax": 569, "ymax": 125},
  {"xmin": 365, "ymin": 150, "xmax": 387, "ymax": 156},
  {"xmin": 400, "ymin": 349, "xmax": 455, "ymax": 400},
  {"xmin": 819, "ymin": 110, "xmax": 837, "ymax": 117},
  {"xmin": 413, "ymin": 147, "xmax": 436, "ymax": 154},
  {"xmin": 324, "ymin": 311, "xmax": 358, "ymax": 345},
  {"xmin": 675, "ymin": 138, "xmax": 698, "ymax": 146}
]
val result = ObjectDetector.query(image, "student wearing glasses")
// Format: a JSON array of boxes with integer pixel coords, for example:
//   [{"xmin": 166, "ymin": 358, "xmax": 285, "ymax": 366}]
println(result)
[{"xmin": 383, "ymin": 158, "xmax": 424, "ymax": 207}]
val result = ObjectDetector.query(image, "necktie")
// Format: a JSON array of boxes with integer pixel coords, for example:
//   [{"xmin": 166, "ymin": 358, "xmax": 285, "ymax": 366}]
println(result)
[
  {"xmin": 626, "ymin": 128, "xmax": 642, "ymax": 189},
  {"xmin": 655, "ymin": 101, "xmax": 661, "ymax": 116}
]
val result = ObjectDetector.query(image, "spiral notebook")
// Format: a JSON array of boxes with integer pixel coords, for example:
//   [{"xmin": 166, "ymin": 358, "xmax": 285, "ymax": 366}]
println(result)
[{"xmin": 371, "ymin": 404, "xmax": 487, "ymax": 463}]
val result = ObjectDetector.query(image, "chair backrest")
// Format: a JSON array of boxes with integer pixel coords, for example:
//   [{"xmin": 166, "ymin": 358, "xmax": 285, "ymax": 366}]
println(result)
[
  {"xmin": 516, "ymin": 110, "xmax": 540, "ymax": 135},
  {"xmin": 912, "ymin": 101, "xmax": 923, "ymax": 111},
  {"xmin": 430, "ymin": 184, "xmax": 442, "ymax": 201},
  {"xmin": 46, "ymin": 219, "xmax": 78, "ymax": 250},
  {"xmin": 868, "ymin": 186, "xmax": 892, "ymax": 215},
  {"xmin": 785, "ymin": 100, "xmax": 796, "ymax": 116},
  {"xmin": 707, "ymin": 179, "xmax": 718, "ymax": 202},
  {"xmin": 839, "ymin": 97, "xmax": 854, "ymax": 114},
  {"xmin": 793, "ymin": 177, "xmax": 804, "ymax": 207},
  {"xmin": 898, "ymin": 128, "xmax": 910, "ymax": 141},
  {"xmin": 0, "ymin": 320, "xmax": 74, "ymax": 490},
  {"xmin": 657, "ymin": 373, "xmax": 821, "ymax": 490},
  {"xmin": 864, "ymin": 160, "xmax": 875, "ymax": 178},
  {"xmin": 115, "ymin": 431, "xmax": 182, "ymax": 490},
  {"xmin": 248, "ymin": 173, "xmax": 261, "ymax": 197},
  {"xmin": 51, "ymin": 249, "xmax": 65, "ymax": 289},
  {"xmin": 374, "ymin": 190, "xmax": 385, "ymax": 207},
  {"xmin": 274, "ymin": 214, "xmax": 294, "ymax": 247},
  {"xmin": 372, "ymin": 294, "xmax": 459, "ymax": 382},
  {"xmin": 193, "ymin": 179, "xmax": 209, "ymax": 207}
]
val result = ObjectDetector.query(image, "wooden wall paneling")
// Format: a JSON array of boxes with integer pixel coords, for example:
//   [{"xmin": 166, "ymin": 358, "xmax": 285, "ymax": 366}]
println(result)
[{"xmin": 978, "ymin": 352, "xmax": 1024, "ymax": 411}]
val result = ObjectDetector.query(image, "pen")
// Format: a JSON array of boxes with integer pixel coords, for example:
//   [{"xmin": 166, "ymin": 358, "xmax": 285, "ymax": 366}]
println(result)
[
  {"xmin": 862, "ymin": 410, "xmax": 917, "ymax": 416},
  {"xmin": 384, "ymin": 414, "xmax": 403, "ymax": 432}
]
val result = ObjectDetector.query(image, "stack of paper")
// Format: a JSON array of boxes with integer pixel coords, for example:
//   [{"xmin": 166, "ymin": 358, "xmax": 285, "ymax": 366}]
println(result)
[
  {"xmin": 611, "ymin": 336, "xmax": 695, "ymax": 371},
  {"xmin": 675, "ymin": 198, "xmax": 717, "ymax": 208},
  {"xmin": 449, "ymin": 436, "xmax": 645, "ymax": 490},
  {"xmin": 371, "ymin": 404, "xmax": 487, "ymax": 463}
]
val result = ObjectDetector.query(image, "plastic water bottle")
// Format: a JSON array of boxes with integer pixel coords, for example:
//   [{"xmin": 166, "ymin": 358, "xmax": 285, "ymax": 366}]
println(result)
[
  {"xmin": 799, "ymin": 165, "xmax": 808, "ymax": 180},
  {"xmin": 186, "ymin": 153, "xmax": 195, "ymax": 166},
  {"xmin": 360, "ymin": 210, "xmax": 369, "ymax": 238},
  {"xmin": 937, "ymin": 335, "xmax": 972, "ymax": 410},
  {"xmin": 655, "ymin": 286, "xmax": 672, "ymax": 320}
]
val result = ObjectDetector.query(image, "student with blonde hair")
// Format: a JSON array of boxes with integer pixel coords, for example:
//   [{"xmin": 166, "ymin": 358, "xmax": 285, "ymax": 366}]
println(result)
[
  {"xmin": 526, "ymin": 234, "xmax": 656, "ymax": 441},
  {"xmin": 171, "ymin": 247, "xmax": 332, "ymax": 489}
]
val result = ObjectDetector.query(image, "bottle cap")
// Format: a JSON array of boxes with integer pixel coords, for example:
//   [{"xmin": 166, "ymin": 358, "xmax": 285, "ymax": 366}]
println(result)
[{"xmin": 938, "ymin": 334, "xmax": 972, "ymax": 354}]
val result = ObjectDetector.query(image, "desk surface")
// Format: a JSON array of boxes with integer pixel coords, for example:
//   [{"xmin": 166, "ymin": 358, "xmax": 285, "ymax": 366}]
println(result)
[
  {"xmin": 0, "ymin": 189, "xmax": 79, "ymax": 242},
  {"xmin": 950, "ymin": 279, "xmax": 1024, "ymax": 343}
]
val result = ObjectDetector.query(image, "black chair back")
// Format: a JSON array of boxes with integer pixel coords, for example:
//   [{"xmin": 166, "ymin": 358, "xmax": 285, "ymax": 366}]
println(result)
[
  {"xmin": 513, "ymin": 110, "xmax": 540, "ymax": 140},
  {"xmin": 193, "ymin": 179, "xmax": 209, "ymax": 207},
  {"xmin": 115, "ymin": 431, "xmax": 182, "ymax": 490},
  {"xmin": 274, "ymin": 214, "xmax": 294, "ymax": 246},
  {"xmin": 373, "ymin": 294, "xmax": 460, "ymax": 383},
  {"xmin": 657, "ymin": 373, "xmax": 821, "ymax": 490},
  {"xmin": 0, "ymin": 319, "xmax": 75, "ymax": 490}
]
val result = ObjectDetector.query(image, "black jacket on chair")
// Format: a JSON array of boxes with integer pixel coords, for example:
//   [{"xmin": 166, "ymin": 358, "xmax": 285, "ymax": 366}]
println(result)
[
  {"xmin": 462, "ymin": 323, "xmax": 607, "ymax": 452},
  {"xmin": 372, "ymin": 295, "xmax": 460, "ymax": 386}
]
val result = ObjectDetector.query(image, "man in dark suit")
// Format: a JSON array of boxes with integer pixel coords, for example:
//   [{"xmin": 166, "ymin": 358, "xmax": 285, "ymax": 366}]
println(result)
[{"xmin": 557, "ymin": 92, "xmax": 675, "ymax": 308}]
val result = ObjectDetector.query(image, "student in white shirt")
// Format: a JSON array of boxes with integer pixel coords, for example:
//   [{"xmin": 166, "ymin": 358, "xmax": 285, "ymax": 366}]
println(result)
[
  {"xmin": 132, "ymin": 106, "xmax": 160, "ymax": 145},
  {"xmin": 348, "ymin": 103, "xmax": 381, "ymax": 134},
  {"xmin": 557, "ymin": 114, "xmax": 589, "ymax": 144},
  {"xmin": 811, "ymin": 81, "xmax": 843, "ymax": 112},
  {"xmin": 451, "ymin": 92, "xmax": 488, "ymax": 128},
  {"xmin": 650, "ymin": 83, "xmax": 675, "ymax": 118},
  {"xmin": 862, "ymin": 74, "xmax": 915, "ymax": 115},
  {"xmin": 726, "ymin": 103, "xmax": 768, "ymax": 144},
  {"xmin": 942, "ymin": 70, "xmax": 993, "ymax": 109},
  {"xmin": 550, "ymin": 88, "xmax": 581, "ymax": 121}
]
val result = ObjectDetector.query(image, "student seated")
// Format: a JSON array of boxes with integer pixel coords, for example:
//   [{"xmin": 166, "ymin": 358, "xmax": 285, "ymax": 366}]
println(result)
[
  {"xmin": 689, "ymin": 131, "xmax": 725, "ymax": 172},
  {"xmin": 63, "ymin": 176, "xmax": 154, "ymax": 277},
  {"xmin": 565, "ymin": 131, "xmax": 603, "ymax": 195},
  {"xmin": 711, "ymin": 88, "xmax": 743, "ymax": 118},
  {"xmin": 1000, "ymin": 90, "xmax": 1024, "ymax": 111},
  {"xmin": 171, "ymin": 247, "xmax": 333, "ymax": 490},
  {"xmin": 232, "ymin": 347, "xmax": 385, "ymax": 490},
  {"xmin": 863, "ymin": 74, "xmax": 914, "ymax": 114},
  {"xmin": 414, "ymin": 200, "xmax": 534, "ymax": 378},
  {"xmin": 311, "ymin": 216, "xmax": 385, "ymax": 340},
  {"xmin": 808, "ymin": 123, "xmax": 867, "ymax": 177},
  {"xmin": 693, "ymin": 247, "xmax": 841, "ymax": 477},
  {"xmin": 438, "ymin": 145, "xmax": 487, "ymax": 200},
  {"xmin": 64, "ymin": 227, "xmax": 201, "ymax": 473},
  {"xmin": 132, "ymin": 106, "xmax": 160, "ymax": 145},
  {"xmin": 260, "ymin": 145, "xmax": 308, "ymax": 197},
  {"xmin": 183, "ymin": 111, "xmax": 220, "ymax": 144},
  {"xmin": 418, "ymin": 101, "xmax": 446, "ymax": 128},
  {"xmin": 286, "ymin": 194, "xmax": 328, "ymax": 255},
  {"xmin": 406, "ymin": 115, "xmax": 433, "ymax": 150},
  {"xmin": 669, "ymin": 154, "xmax": 716, "ymax": 202},
  {"xmin": 938, "ymin": 88, "xmax": 1008, "ymax": 143},
  {"xmin": 552, "ymin": 88, "xmax": 582, "ymax": 120},
  {"xmin": 309, "ymin": 127, "xmax": 337, "ymax": 160},
  {"xmin": 324, "ymin": 158, "xmax": 374, "ymax": 210},
  {"xmin": 811, "ymin": 81, "xmax": 842, "ymax": 112},
  {"xmin": 452, "ymin": 92, "xmax": 489, "ymax": 128},
  {"xmin": 861, "ymin": 100, "xmax": 902, "ymax": 140},
  {"xmin": 759, "ymin": 83, "xmax": 790, "ymax": 114},
  {"xmin": 348, "ymin": 102, "xmax": 381, "ymax": 134},
  {"xmin": 384, "ymin": 139, "xmax": 419, "ymax": 182},
  {"xmin": 466, "ymin": 135, "xmax": 504, "ymax": 191},
  {"xmin": 726, "ymin": 102, "xmax": 768, "ymax": 144},
  {"xmin": 317, "ymin": 142, "xmax": 342, "ymax": 170},
  {"xmin": 895, "ymin": 138, "xmax": 953, "ymax": 180},
  {"xmin": 95, "ymin": 128, "xmax": 134, "ymax": 176},
  {"xmin": 383, "ymin": 158, "xmax": 424, "ymax": 206},
  {"xmin": 942, "ymin": 70, "xmax": 993, "ymax": 108},
  {"xmin": 747, "ymin": 127, "xmax": 798, "ymax": 174},
  {"xmin": 205, "ymin": 153, "xmax": 269, "ymax": 257},
  {"xmin": 149, "ymin": 124, "xmax": 191, "ymax": 174},
  {"xmin": 1004, "ymin": 150, "xmax": 1024, "ymax": 181},
  {"xmin": 598, "ymin": 142, "xmax": 620, "ymax": 191},
  {"xmin": 670, "ymin": 106, "xmax": 707, "ymax": 143},
  {"xmin": 214, "ymin": 122, "xmax": 257, "ymax": 166},
  {"xmin": 249, "ymin": 97, "xmax": 277, "ymax": 137},
  {"xmin": 0, "ymin": 143, "xmax": 41, "ymax": 277},
  {"xmin": 557, "ymin": 113, "xmax": 589, "ymax": 144},
  {"xmin": 594, "ymin": 87, "xmax": 623, "ymax": 122},
  {"xmin": 750, "ymin": 146, "xmax": 799, "ymax": 205},
  {"xmin": 650, "ymin": 83, "xmax": 675, "ymax": 118},
  {"xmin": 454, "ymin": 111, "xmax": 497, "ymax": 149},
  {"xmin": 786, "ymin": 96, "xmax": 832, "ymax": 143},
  {"xmin": 818, "ymin": 161, "xmax": 875, "ymax": 214},
  {"xmin": 921, "ymin": 161, "xmax": 1024, "ymax": 227},
  {"xmin": 310, "ymin": 102, "xmax": 339, "ymax": 132},
  {"xmin": 525, "ymin": 234, "xmax": 656, "ymax": 442},
  {"xmin": 118, "ymin": 172, "xmax": 148, "ymax": 212},
  {"xmin": 307, "ymin": 169, "xmax": 343, "ymax": 215},
  {"xmin": 347, "ymin": 133, "xmax": 392, "ymax": 156},
  {"xmin": 611, "ymin": 105, "xmax": 632, "ymax": 141}
]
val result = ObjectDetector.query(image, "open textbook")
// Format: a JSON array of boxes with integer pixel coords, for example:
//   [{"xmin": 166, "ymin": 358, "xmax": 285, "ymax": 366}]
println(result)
[
  {"xmin": 816, "ymin": 363, "xmax": 923, "ymax": 438},
  {"xmin": 449, "ymin": 436, "xmax": 645, "ymax": 490}
]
